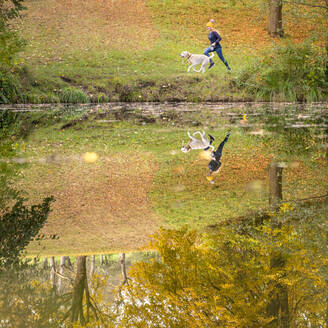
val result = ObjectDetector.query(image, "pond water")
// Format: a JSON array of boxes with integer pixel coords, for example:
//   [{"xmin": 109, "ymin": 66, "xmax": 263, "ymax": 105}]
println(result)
[{"xmin": 1, "ymin": 102, "xmax": 328, "ymax": 326}]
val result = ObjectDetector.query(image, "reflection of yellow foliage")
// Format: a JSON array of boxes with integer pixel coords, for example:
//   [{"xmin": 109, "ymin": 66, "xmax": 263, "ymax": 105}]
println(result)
[
  {"xmin": 279, "ymin": 202, "xmax": 295, "ymax": 214},
  {"xmin": 82, "ymin": 152, "xmax": 99, "ymax": 163}
]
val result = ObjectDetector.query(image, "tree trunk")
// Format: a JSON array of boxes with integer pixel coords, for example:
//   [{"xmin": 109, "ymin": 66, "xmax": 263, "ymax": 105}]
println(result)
[
  {"xmin": 90, "ymin": 255, "xmax": 96, "ymax": 277},
  {"xmin": 267, "ymin": 161, "xmax": 289, "ymax": 327},
  {"xmin": 269, "ymin": 161, "xmax": 283, "ymax": 210},
  {"xmin": 58, "ymin": 256, "xmax": 66, "ymax": 294},
  {"xmin": 120, "ymin": 253, "xmax": 129, "ymax": 285},
  {"xmin": 268, "ymin": 0, "xmax": 283, "ymax": 37},
  {"xmin": 267, "ymin": 253, "xmax": 290, "ymax": 328},
  {"xmin": 49, "ymin": 256, "xmax": 56, "ymax": 291},
  {"xmin": 100, "ymin": 254, "xmax": 104, "ymax": 265},
  {"xmin": 71, "ymin": 256, "xmax": 87, "ymax": 324},
  {"xmin": 43, "ymin": 257, "xmax": 48, "ymax": 269},
  {"xmin": 65, "ymin": 256, "xmax": 73, "ymax": 269}
]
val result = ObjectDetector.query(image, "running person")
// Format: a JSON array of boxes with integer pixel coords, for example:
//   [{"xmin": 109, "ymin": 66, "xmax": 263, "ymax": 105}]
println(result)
[
  {"xmin": 207, "ymin": 131, "xmax": 231, "ymax": 183},
  {"xmin": 204, "ymin": 20, "xmax": 231, "ymax": 72}
]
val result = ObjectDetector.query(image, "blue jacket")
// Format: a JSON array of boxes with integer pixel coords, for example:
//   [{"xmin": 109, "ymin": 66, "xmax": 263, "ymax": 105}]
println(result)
[
  {"xmin": 208, "ymin": 31, "xmax": 222, "ymax": 49},
  {"xmin": 208, "ymin": 159, "xmax": 221, "ymax": 172}
]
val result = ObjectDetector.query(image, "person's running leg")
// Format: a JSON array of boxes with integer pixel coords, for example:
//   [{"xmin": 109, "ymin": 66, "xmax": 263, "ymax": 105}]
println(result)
[
  {"xmin": 204, "ymin": 47, "xmax": 214, "ymax": 65},
  {"xmin": 213, "ymin": 132, "xmax": 231, "ymax": 161},
  {"xmin": 204, "ymin": 134, "xmax": 215, "ymax": 151},
  {"xmin": 215, "ymin": 47, "xmax": 231, "ymax": 71}
]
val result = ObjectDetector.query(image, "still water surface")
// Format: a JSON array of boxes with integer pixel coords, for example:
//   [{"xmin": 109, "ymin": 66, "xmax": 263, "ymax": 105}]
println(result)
[{"xmin": 0, "ymin": 102, "xmax": 327, "ymax": 327}]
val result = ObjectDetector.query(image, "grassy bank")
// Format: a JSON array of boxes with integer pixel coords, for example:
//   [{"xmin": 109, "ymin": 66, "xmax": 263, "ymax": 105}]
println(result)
[{"xmin": 1, "ymin": 0, "xmax": 326, "ymax": 104}]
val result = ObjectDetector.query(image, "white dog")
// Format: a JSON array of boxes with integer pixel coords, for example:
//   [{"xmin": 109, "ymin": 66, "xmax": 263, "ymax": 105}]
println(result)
[
  {"xmin": 181, "ymin": 131, "xmax": 215, "ymax": 153},
  {"xmin": 180, "ymin": 51, "xmax": 214, "ymax": 73}
]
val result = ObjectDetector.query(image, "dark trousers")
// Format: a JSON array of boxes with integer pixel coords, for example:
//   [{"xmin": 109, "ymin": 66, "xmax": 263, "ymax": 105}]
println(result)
[
  {"xmin": 213, "ymin": 133, "xmax": 230, "ymax": 161},
  {"xmin": 204, "ymin": 134, "xmax": 215, "ymax": 151},
  {"xmin": 204, "ymin": 46, "xmax": 231, "ymax": 70}
]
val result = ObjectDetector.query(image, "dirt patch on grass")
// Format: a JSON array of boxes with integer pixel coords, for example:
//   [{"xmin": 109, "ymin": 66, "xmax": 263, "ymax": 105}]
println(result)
[
  {"xmin": 21, "ymin": 0, "xmax": 158, "ymax": 58},
  {"xmin": 22, "ymin": 151, "xmax": 161, "ymax": 256}
]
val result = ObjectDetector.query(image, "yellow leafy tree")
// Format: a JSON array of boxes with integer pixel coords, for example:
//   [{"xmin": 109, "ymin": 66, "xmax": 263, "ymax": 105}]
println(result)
[{"xmin": 115, "ymin": 203, "xmax": 328, "ymax": 328}]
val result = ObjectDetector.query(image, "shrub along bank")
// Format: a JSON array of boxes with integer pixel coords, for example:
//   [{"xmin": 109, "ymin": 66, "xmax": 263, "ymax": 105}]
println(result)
[{"xmin": 235, "ymin": 42, "xmax": 328, "ymax": 102}]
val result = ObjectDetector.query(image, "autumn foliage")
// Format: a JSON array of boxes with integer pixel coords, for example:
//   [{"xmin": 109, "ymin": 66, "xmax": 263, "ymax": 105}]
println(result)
[{"xmin": 117, "ymin": 203, "xmax": 328, "ymax": 327}]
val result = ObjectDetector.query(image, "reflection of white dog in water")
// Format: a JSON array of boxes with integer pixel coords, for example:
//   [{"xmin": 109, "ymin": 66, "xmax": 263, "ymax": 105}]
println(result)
[{"xmin": 181, "ymin": 131, "xmax": 215, "ymax": 153}]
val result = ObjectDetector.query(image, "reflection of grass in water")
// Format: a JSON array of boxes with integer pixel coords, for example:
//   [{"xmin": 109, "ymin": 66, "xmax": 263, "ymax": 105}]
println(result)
[
  {"xmin": 15, "ymin": 116, "xmax": 328, "ymax": 255},
  {"xmin": 150, "ymin": 132, "xmax": 271, "ymax": 228}
]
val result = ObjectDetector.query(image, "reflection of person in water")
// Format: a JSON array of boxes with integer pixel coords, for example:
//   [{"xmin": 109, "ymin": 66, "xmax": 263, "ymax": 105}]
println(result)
[{"xmin": 207, "ymin": 131, "xmax": 231, "ymax": 184}]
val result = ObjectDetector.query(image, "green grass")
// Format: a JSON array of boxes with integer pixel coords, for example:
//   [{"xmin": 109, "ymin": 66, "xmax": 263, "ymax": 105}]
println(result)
[
  {"xmin": 6, "ymin": 0, "xmax": 281, "ymax": 103},
  {"xmin": 1, "ymin": 0, "xmax": 324, "ymax": 103}
]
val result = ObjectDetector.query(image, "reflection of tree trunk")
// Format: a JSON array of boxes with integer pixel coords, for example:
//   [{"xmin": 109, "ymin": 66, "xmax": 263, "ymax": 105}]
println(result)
[
  {"xmin": 70, "ymin": 256, "xmax": 98, "ymax": 325},
  {"xmin": 120, "ymin": 253, "xmax": 129, "ymax": 285},
  {"xmin": 89, "ymin": 255, "xmax": 96, "ymax": 294},
  {"xmin": 58, "ymin": 256, "xmax": 65, "ymax": 294},
  {"xmin": 267, "ymin": 161, "xmax": 289, "ymax": 327},
  {"xmin": 90, "ymin": 255, "xmax": 95, "ymax": 278},
  {"xmin": 44, "ymin": 257, "xmax": 48, "ymax": 269},
  {"xmin": 269, "ymin": 161, "xmax": 283, "ymax": 211},
  {"xmin": 268, "ymin": 0, "xmax": 283, "ymax": 37},
  {"xmin": 65, "ymin": 256, "xmax": 73, "ymax": 269},
  {"xmin": 50, "ymin": 257, "xmax": 56, "ymax": 291},
  {"xmin": 267, "ymin": 253, "xmax": 289, "ymax": 328},
  {"xmin": 71, "ymin": 256, "xmax": 87, "ymax": 324}
]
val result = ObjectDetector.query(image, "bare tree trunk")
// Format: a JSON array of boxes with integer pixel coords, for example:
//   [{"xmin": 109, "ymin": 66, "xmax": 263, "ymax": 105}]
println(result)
[
  {"xmin": 268, "ymin": 0, "xmax": 283, "ymax": 37},
  {"xmin": 90, "ymin": 255, "xmax": 96, "ymax": 278},
  {"xmin": 71, "ymin": 256, "xmax": 87, "ymax": 324},
  {"xmin": 65, "ymin": 256, "xmax": 73, "ymax": 269},
  {"xmin": 267, "ymin": 161, "xmax": 289, "ymax": 327},
  {"xmin": 49, "ymin": 256, "xmax": 56, "ymax": 291},
  {"xmin": 120, "ymin": 253, "xmax": 129, "ymax": 285},
  {"xmin": 69, "ymin": 256, "xmax": 100, "ymax": 324},
  {"xmin": 43, "ymin": 257, "xmax": 48, "ymax": 269},
  {"xmin": 269, "ymin": 161, "xmax": 283, "ymax": 210},
  {"xmin": 267, "ymin": 254, "xmax": 290, "ymax": 328},
  {"xmin": 58, "ymin": 256, "xmax": 66, "ymax": 294}
]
